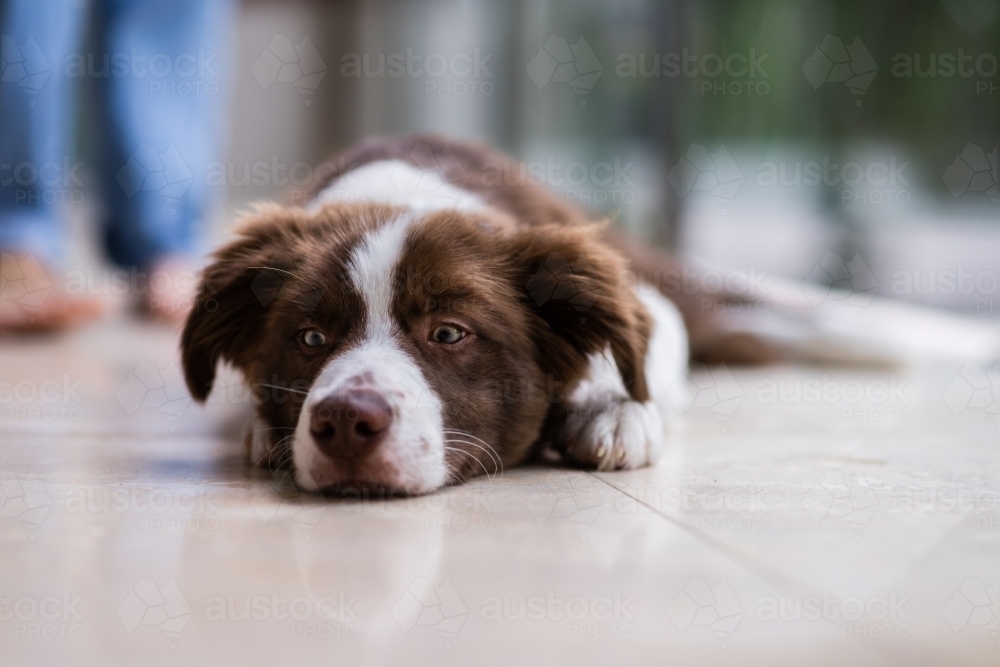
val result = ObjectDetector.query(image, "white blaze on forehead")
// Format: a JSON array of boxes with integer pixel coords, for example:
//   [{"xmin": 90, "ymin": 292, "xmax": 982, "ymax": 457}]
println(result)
[
  {"xmin": 347, "ymin": 214, "xmax": 413, "ymax": 338},
  {"xmin": 291, "ymin": 212, "xmax": 448, "ymax": 494},
  {"xmin": 293, "ymin": 158, "xmax": 485, "ymax": 494},
  {"xmin": 311, "ymin": 159, "xmax": 485, "ymax": 213}
]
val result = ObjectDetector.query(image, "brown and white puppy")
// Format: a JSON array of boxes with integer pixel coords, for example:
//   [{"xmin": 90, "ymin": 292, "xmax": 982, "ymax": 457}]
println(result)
[{"xmin": 181, "ymin": 136, "xmax": 689, "ymax": 495}]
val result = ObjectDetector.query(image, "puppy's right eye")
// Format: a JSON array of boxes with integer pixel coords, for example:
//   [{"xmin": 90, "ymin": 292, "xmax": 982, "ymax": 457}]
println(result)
[
  {"xmin": 431, "ymin": 325, "xmax": 466, "ymax": 345},
  {"xmin": 300, "ymin": 329, "xmax": 327, "ymax": 348}
]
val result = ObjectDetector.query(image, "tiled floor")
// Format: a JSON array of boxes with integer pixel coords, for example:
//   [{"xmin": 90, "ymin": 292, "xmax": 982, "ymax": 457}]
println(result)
[{"xmin": 1, "ymin": 315, "xmax": 998, "ymax": 666}]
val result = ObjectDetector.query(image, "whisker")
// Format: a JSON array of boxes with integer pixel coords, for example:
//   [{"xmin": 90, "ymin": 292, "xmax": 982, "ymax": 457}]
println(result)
[
  {"xmin": 237, "ymin": 425, "xmax": 295, "ymax": 437},
  {"xmin": 255, "ymin": 433, "xmax": 296, "ymax": 473},
  {"xmin": 244, "ymin": 424, "xmax": 296, "ymax": 473},
  {"xmin": 442, "ymin": 444, "xmax": 501, "ymax": 481},
  {"xmin": 246, "ymin": 266, "xmax": 321, "ymax": 291},
  {"xmin": 442, "ymin": 446, "xmax": 494, "ymax": 480},
  {"xmin": 443, "ymin": 439, "xmax": 499, "ymax": 471},
  {"xmin": 274, "ymin": 452, "xmax": 293, "ymax": 471},
  {"xmin": 444, "ymin": 440, "xmax": 498, "ymax": 479},
  {"xmin": 442, "ymin": 430, "xmax": 500, "ymax": 460},
  {"xmin": 256, "ymin": 383, "xmax": 310, "ymax": 397},
  {"xmin": 443, "ymin": 429, "xmax": 502, "ymax": 460},
  {"xmin": 442, "ymin": 434, "xmax": 503, "ymax": 478}
]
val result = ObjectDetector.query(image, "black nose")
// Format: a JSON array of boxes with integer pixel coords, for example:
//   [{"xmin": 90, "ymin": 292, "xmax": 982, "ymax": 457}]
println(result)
[{"xmin": 309, "ymin": 391, "xmax": 392, "ymax": 462}]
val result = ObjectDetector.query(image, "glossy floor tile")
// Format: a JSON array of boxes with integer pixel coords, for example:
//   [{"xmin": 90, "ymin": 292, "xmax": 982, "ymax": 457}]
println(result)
[{"xmin": 1, "ymin": 316, "xmax": 997, "ymax": 666}]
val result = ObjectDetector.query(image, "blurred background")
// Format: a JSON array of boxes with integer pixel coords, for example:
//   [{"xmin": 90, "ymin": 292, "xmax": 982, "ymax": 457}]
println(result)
[
  {"xmin": 5, "ymin": 0, "xmax": 999, "ymax": 317},
  {"xmin": 208, "ymin": 0, "xmax": 999, "ymax": 315}
]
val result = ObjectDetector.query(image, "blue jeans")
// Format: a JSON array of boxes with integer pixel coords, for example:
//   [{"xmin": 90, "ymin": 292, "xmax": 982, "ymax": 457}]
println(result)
[{"xmin": 0, "ymin": 0, "xmax": 233, "ymax": 267}]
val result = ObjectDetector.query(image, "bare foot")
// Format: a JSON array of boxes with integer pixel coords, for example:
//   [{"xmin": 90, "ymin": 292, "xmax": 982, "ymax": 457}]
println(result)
[
  {"xmin": 141, "ymin": 256, "xmax": 200, "ymax": 325},
  {"xmin": 0, "ymin": 252, "xmax": 103, "ymax": 332}
]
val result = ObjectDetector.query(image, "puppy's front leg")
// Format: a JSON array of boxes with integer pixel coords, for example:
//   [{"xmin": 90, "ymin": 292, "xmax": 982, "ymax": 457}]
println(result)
[
  {"xmin": 553, "ymin": 285, "xmax": 687, "ymax": 471},
  {"xmin": 554, "ymin": 349, "xmax": 664, "ymax": 470}
]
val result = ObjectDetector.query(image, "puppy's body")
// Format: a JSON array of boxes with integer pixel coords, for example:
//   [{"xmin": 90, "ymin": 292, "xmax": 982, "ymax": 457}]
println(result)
[{"xmin": 182, "ymin": 136, "xmax": 688, "ymax": 494}]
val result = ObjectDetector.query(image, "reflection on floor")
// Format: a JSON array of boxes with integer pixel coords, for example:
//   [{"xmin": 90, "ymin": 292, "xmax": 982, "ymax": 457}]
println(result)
[{"xmin": 1, "ymin": 315, "xmax": 997, "ymax": 666}]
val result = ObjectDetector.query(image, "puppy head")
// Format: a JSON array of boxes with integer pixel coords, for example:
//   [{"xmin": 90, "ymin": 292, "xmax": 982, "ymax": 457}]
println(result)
[{"xmin": 181, "ymin": 202, "xmax": 647, "ymax": 495}]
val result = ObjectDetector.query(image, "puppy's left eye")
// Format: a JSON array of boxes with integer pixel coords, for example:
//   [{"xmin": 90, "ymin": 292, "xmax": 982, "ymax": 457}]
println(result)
[
  {"xmin": 431, "ymin": 325, "xmax": 466, "ymax": 345},
  {"xmin": 301, "ymin": 329, "xmax": 327, "ymax": 348}
]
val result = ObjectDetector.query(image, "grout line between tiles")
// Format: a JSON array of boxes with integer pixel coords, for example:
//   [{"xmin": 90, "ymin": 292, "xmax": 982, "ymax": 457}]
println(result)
[
  {"xmin": 589, "ymin": 471, "xmax": 807, "ymax": 592},
  {"xmin": 590, "ymin": 472, "xmax": 950, "ymax": 667}
]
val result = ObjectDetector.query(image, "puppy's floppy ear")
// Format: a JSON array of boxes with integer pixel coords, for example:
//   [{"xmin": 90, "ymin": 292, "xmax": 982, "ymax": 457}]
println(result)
[
  {"xmin": 180, "ymin": 207, "xmax": 296, "ymax": 401},
  {"xmin": 511, "ymin": 223, "xmax": 650, "ymax": 402}
]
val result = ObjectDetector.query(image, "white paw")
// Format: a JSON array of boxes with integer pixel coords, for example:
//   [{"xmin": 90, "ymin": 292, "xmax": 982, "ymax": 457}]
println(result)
[{"xmin": 557, "ymin": 399, "xmax": 664, "ymax": 471}]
